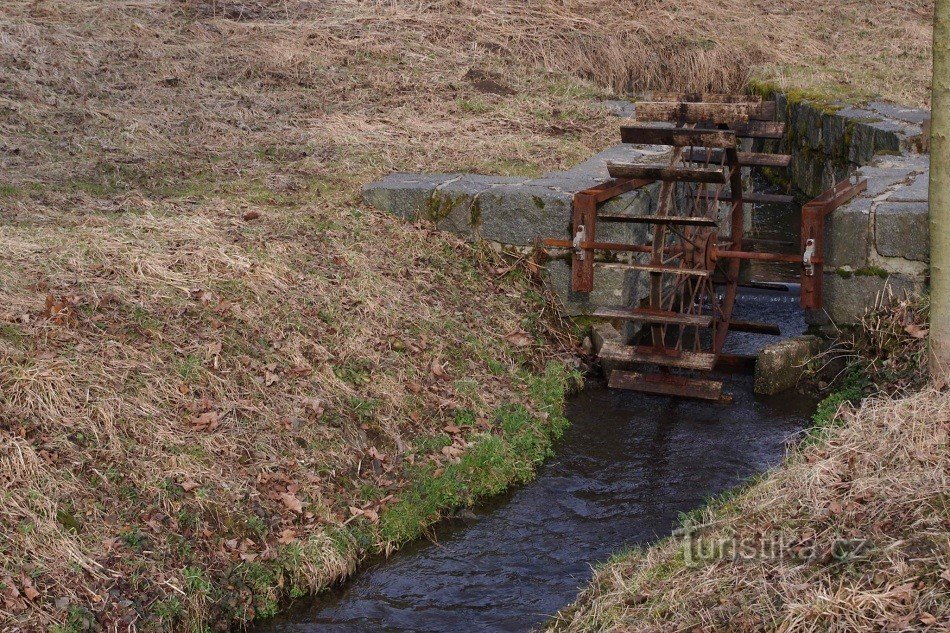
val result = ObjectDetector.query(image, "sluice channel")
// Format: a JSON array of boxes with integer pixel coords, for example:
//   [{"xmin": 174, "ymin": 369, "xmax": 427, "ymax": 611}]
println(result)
[{"xmin": 256, "ymin": 280, "xmax": 818, "ymax": 632}]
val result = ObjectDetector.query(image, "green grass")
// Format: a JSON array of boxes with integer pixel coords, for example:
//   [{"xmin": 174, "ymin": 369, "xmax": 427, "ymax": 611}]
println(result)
[{"xmin": 379, "ymin": 361, "xmax": 571, "ymax": 545}]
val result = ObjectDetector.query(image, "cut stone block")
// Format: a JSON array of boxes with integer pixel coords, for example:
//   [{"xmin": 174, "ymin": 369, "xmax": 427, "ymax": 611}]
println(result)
[
  {"xmin": 887, "ymin": 172, "xmax": 929, "ymax": 202},
  {"xmin": 430, "ymin": 175, "xmax": 527, "ymax": 237},
  {"xmin": 754, "ymin": 335, "xmax": 823, "ymax": 395},
  {"xmin": 476, "ymin": 184, "xmax": 574, "ymax": 245},
  {"xmin": 361, "ymin": 173, "xmax": 461, "ymax": 220},
  {"xmin": 543, "ymin": 258, "xmax": 646, "ymax": 317},
  {"xmin": 807, "ymin": 272, "xmax": 925, "ymax": 325},
  {"xmin": 875, "ymin": 201, "xmax": 929, "ymax": 261},
  {"xmin": 825, "ymin": 206, "xmax": 871, "ymax": 269}
]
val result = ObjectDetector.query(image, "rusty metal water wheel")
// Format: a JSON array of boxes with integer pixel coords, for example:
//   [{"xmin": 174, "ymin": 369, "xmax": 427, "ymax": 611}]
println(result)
[
  {"xmin": 542, "ymin": 94, "xmax": 866, "ymax": 403},
  {"xmin": 604, "ymin": 125, "xmax": 741, "ymax": 402}
]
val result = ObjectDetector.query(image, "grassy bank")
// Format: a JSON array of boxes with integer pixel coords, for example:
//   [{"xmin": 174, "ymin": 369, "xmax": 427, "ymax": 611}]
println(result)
[
  {"xmin": 0, "ymin": 0, "xmax": 934, "ymax": 630},
  {"xmin": 547, "ymin": 385, "xmax": 949, "ymax": 631}
]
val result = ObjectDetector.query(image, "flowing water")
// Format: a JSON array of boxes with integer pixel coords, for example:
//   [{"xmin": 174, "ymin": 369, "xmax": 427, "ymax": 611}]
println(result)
[{"xmin": 255, "ymin": 282, "xmax": 817, "ymax": 632}]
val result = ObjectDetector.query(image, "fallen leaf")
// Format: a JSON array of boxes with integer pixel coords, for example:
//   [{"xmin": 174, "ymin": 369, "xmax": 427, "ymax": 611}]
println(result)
[
  {"xmin": 430, "ymin": 359, "xmax": 446, "ymax": 379},
  {"xmin": 905, "ymin": 323, "xmax": 929, "ymax": 339},
  {"xmin": 278, "ymin": 528, "xmax": 298, "ymax": 544},
  {"xmin": 265, "ymin": 371, "xmax": 279, "ymax": 386},
  {"xmin": 362, "ymin": 508, "xmax": 379, "ymax": 523},
  {"xmin": 191, "ymin": 410, "xmax": 220, "ymax": 431},
  {"xmin": 280, "ymin": 492, "xmax": 304, "ymax": 514},
  {"xmin": 504, "ymin": 330, "xmax": 533, "ymax": 347},
  {"xmin": 181, "ymin": 479, "xmax": 200, "ymax": 492},
  {"xmin": 443, "ymin": 424, "xmax": 461, "ymax": 435},
  {"xmin": 406, "ymin": 381, "xmax": 423, "ymax": 394},
  {"xmin": 920, "ymin": 613, "xmax": 937, "ymax": 625},
  {"xmin": 23, "ymin": 587, "xmax": 39, "ymax": 601},
  {"xmin": 242, "ymin": 210, "xmax": 261, "ymax": 221}
]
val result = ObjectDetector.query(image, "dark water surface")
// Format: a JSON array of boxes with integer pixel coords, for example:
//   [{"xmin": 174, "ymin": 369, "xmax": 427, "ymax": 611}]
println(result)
[{"xmin": 256, "ymin": 288, "xmax": 817, "ymax": 633}]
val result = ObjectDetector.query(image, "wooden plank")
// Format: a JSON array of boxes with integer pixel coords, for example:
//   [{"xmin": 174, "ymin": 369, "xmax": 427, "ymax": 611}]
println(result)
[
  {"xmin": 600, "ymin": 341, "xmax": 718, "ymax": 370},
  {"xmin": 649, "ymin": 92, "xmax": 762, "ymax": 104},
  {"xmin": 577, "ymin": 178, "xmax": 653, "ymax": 203},
  {"xmin": 619, "ymin": 125, "xmax": 736, "ymax": 148},
  {"xmin": 731, "ymin": 120, "xmax": 785, "ymax": 139},
  {"xmin": 683, "ymin": 148, "xmax": 791, "ymax": 168},
  {"xmin": 595, "ymin": 262, "xmax": 711, "ymax": 277},
  {"xmin": 592, "ymin": 307, "xmax": 713, "ymax": 327},
  {"xmin": 698, "ymin": 190, "xmax": 795, "ymax": 204},
  {"xmin": 714, "ymin": 353, "xmax": 757, "ymax": 374},
  {"xmin": 606, "ymin": 162, "xmax": 727, "ymax": 183},
  {"xmin": 608, "ymin": 370, "xmax": 724, "ymax": 401},
  {"xmin": 596, "ymin": 212, "xmax": 717, "ymax": 227},
  {"xmin": 635, "ymin": 101, "xmax": 776, "ymax": 125},
  {"xmin": 738, "ymin": 152, "xmax": 790, "ymax": 168},
  {"xmin": 743, "ymin": 191, "xmax": 795, "ymax": 204},
  {"xmin": 728, "ymin": 320, "xmax": 781, "ymax": 335}
]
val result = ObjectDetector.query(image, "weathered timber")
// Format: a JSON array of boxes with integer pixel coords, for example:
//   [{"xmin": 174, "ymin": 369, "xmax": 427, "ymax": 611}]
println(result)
[
  {"xmin": 594, "ymin": 262, "xmax": 711, "ymax": 277},
  {"xmin": 596, "ymin": 212, "xmax": 717, "ymax": 227},
  {"xmin": 619, "ymin": 125, "xmax": 737, "ymax": 148},
  {"xmin": 648, "ymin": 92, "xmax": 762, "ymax": 104},
  {"xmin": 698, "ymin": 190, "xmax": 795, "ymax": 204},
  {"xmin": 600, "ymin": 341, "xmax": 718, "ymax": 370},
  {"xmin": 592, "ymin": 307, "xmax": 713, "ymax": 327},
  {"xmin": 608, "ymin": 370, "xmax": 725, "ymax": 401},
  {"xmin": 683, "ymin": 148, "xmax": 791, "ymax": 168},
  {"xmin": 635, "ymin": 101, "xmax": 776, "ymax": 124},
  {"xmin": 606, "ymin": 162, "xmax": 727, "ymax": 183},
  {"xmin": 728, "ymin": 320, "xmax": 782, "ymax": 334}
]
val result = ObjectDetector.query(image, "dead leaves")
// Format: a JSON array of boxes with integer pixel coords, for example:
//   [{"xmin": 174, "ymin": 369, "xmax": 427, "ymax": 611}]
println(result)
[
  {"xmin": 2, "ymin": 575, "xmax": 41, "ymax": 613},
  {"xmin": 42, "ymin": 294, "xmax": 79, "ymax": 326},
  {"xmin": 430, "ymin": 358, "xmax": 448, "ymax": 380},
  {"xmin": 191, "ymin": 410, "xmax": 221, "ymax": 432},
  {"xmin": 279, "ymin": 492, "xmax": 304, "ymax": 514},
  {"xmin": 181, "ymin": 479, "xmax": 200, "ymax": 492},
  {"xmin": 278, "ymin": 528, "xmax": 298, "ymax": 544},
  {"xmin": 504, "ymin": 329, "xmax": 533, "ymax": 347}
]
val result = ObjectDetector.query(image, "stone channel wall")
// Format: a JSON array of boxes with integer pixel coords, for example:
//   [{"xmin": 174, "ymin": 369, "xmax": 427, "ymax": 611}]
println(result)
[
  {"xmin": 363, "ymin": 95, "xmax": 932, "ymax": 326},
  {"xmin": 754, "ymin": 92, "xmax": 931, "ymax": 325},
  {"xmin": 362, "ymin": 143, "xmax": 664, "ymax": 316}
]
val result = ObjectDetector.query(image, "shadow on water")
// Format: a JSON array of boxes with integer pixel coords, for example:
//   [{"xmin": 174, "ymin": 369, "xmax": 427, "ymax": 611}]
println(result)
[{"xmin": 255, "ymin": 287, "xmax": 818, "ymax": 633}]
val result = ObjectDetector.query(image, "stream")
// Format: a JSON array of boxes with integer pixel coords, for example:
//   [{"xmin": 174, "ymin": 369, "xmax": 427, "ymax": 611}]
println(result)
[{"xmin": 255, "ymin": 280, "xmax": 817, "ymax": 632}]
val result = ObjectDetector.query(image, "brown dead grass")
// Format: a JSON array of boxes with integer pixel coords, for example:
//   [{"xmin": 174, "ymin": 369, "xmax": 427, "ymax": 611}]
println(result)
[
  {"xmin": 548, "ymin": 385, "xmax": 949, "ymax": 632},
  {"xmin": 0, "ymin": 0, "xmax": 936, "ymax": 630}
]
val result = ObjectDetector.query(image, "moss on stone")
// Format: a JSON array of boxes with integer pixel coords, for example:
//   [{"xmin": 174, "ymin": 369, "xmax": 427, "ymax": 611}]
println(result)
[{"xmin": 854, "ymin": 265, "xmax": 889, "ymax": 279}]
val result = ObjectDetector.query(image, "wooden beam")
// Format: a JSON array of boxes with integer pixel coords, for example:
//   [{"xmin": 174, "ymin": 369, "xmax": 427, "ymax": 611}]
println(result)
[
  {"xmin": 595, "ymin": 262, "xmax": 711, "ymax": 277},
  {"xmin": 698, "ymin": 190, "xmax": 795, "ymax": 204},
  {"xmin": 608, "ymin": 370, "xmax": 726, "ymax": 402},
  {"xmin": 649, "ymin": 92, "xmax": 762, "ymax": 104},
  {"xmin": 606, "ymin": 162, "xmax": 727, "ymax": 183},
  {"xmin": 620, "ymin": 125, "xmax": 737, "ymax": 148},
  {"xmin": 683, "ymin": 148, "xmax": 791, "ymax": 168},
  {"xmin": 596, "ymin": 212, "xmax": 717, "ymax": 227},
  {"xmin": 592, "ymin": 307, "xmax": 713, "ymax": 327},
  {"xmin": 600, "ymin": 342, "xmax": 717, "ymax": 370},
  {"xmin": 635, "ymin": 101, "xmax": 776, "ymax": 125}
]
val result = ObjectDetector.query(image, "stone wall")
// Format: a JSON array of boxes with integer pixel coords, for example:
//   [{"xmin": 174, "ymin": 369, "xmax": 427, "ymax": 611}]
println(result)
[
  {"xmin": 752, "ymin": 92, "xmax": 932, "ymax": 326},
  {"xmin": 362, "ymin": 143, "xmax": 663, "ymax": 315},
  {"xmin": 363, "ymin": 95, "xmax": 932, "ymax": 326}
]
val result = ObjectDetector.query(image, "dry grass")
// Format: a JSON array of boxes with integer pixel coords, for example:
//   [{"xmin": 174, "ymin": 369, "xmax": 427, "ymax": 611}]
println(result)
[
  {"xmin": 548, "ymin": 385, "xmax": 949, "ymax": 632},
  {"xmin": 0, "ymin": 0, "xmax": 936, "ymax": 630}
]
